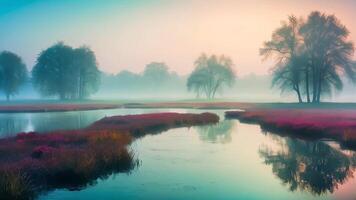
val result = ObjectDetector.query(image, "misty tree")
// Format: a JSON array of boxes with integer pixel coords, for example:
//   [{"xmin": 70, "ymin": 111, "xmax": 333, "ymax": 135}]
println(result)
[
  {"xmin": 260, "ymin": 16, "xmax": 305, "ymax": 103},
  {"xmin": 143, "ymin": 62, "xmax": 170, "ymax": 84},
  {"xmin": 73, "ymin": 47, "xmax": 100, "ymax": 99},
  {"xmin": 187, "ymin": 54, "xmax": 235, "ymax": 99},
  {"xmin": 32, "ymin": 42, "xmax": 100, "ymax": 100},
  {"xmin": 262, "ymin": 12, "xmax": 356, "ymax": 103},
  {"xmin": 300, "ymin": 11, "xmax": 356, "ymax": 103},
  {"xmin": 0, "ymin": 51, "xmax": 28, "ymax": 101}
]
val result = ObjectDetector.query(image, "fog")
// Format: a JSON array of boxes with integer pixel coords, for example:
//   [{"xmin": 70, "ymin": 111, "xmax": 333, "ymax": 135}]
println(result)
[{"xmin": 4, "ymin": 71, "xmax": 355, "ymax": 103}]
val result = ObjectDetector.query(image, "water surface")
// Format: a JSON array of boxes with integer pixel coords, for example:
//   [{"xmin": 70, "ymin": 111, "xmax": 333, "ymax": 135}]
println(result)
[{"xmin": 0, "ymin": 109, "xmax": 355, "ymax": 199}]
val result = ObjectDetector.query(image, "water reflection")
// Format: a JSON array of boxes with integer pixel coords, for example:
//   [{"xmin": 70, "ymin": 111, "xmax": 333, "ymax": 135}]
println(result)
[
  {"xmin": 196, "ymin": 120, "xmax": 234, "ymax": 143},
  {"xmin": 259, "ymin": 135, "xmax": 355, "ymax": 195},
  {"xmin": 0, "ymin": 108, "xmax": 224, "ymax": 138},
  {"xmin": 0, "ymin": 112, "xmax": 98, "ymax": 137}
]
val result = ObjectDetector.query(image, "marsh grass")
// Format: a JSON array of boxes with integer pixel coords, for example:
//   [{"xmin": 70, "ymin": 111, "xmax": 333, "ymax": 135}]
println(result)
[
  {"xmin": 226, "ymin": 109, "xmax": 356, "ymax": 148},
  {"xmin": 0, "ymin": 112, "xmax": 219, "ymax": 199}
]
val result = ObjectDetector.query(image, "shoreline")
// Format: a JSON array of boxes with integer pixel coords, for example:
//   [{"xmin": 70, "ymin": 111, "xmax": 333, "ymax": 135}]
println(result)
[
  {"xmin": 4, "ymin": 101, "xmax": 356, "ymax": 113},
  {"xmin": 0, "ymin": 103, "xmax": 122, "ymax": 113},
  {"xmin": 0, "ymin": 112, "xmax": 219, "ymax": 199},
  {"xmin": 225, "ymin": 109, "xmax": 356, "ymax": 149}
]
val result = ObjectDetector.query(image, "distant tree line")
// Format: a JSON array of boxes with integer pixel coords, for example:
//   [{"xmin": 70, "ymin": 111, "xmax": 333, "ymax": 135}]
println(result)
[
  {"xmin": 1, "ymin": 11, "xmax": 355, "ymax": 102},
  {"xmin": 262, "ymin": 11, "xmax": 356, "ymax": 103},
  {"xmin": 99, "ymin": 62, "xmax": 186, "ymax": 98},
  {"xmin": 0, "ymin": 51, "xmax": 28, "ymax": 101},
  {"xmin": 0, "ymin": 42, "xmax": 100, "ymax": 101}
]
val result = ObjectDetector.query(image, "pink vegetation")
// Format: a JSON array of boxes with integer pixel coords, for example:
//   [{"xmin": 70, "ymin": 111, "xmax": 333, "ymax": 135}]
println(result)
[
  {"xmin": 90, "ymin": 112, "xmax": 219, "ymax": 136},
  {"xmin": 0, "ymin": 112, "xmax": 219, "ymax": 199},
  {"xmin": 226, "ymin": 109, "xmax": 356, "ymax": 144}
]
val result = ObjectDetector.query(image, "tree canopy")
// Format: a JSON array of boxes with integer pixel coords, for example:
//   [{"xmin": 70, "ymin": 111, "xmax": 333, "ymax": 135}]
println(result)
[
  {"xmin": 187, "ymin": 54, "xmax": 235, "ymax": 99},
  {"xmin": 261, "ymin": 11, "xmax": 356, "ymax": 103},
  {"xmin": 32, "ymin": 42, "xmax": 100, "ymax": 100},
  {"xmin": 0, "ymin": 51, "xmax": 28, "ymax": 101}
]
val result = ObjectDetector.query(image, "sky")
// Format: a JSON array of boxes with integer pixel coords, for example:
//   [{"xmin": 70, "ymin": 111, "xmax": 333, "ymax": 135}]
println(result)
[{"xmin": 0, "ymin": 0, "xmax": 356, "ymax": 76}]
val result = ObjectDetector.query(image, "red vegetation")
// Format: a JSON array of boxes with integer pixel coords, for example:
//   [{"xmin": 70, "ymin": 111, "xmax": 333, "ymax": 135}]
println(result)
[
  {"xmin": 90, "ymin": 112, "xmax": 219, "ymax": 136},
  {"xmin": 0, "ymin": 103, "xmax": 120, "ymax": 113},
  {"xmin": 226, "ymin": 109, "xmax": 356, "ymax": 146},
  {"xmin": 123, "ymin": 102, "xmax": 257, "ymax": 110},
  {"xmin": 0, "ymin": 112, "xmax": 219, "ymax": 199}
]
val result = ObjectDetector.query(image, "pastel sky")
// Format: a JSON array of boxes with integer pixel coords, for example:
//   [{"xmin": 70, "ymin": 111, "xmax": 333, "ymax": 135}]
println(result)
[{"xmin": 0, "ymin": 0, "xmax": 355, "ymax": 76}]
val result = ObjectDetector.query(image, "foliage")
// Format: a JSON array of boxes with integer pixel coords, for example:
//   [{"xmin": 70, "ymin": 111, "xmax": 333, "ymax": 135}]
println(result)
[
  {"xmin": 187, "ymin": 54, "xmax": 235, "ymax": 99},
  {"xmin": 98, "ymin": 62, "xmax": 185, "ymax": 98},
  {"xmin": 143, "ymin": 62, "xmax": 170, "ymax": 84},
  {"xmin": 262, "ymin": 12, "xmax": 356, "ymax": 103},
  {"xmin": 300, "ymin": 11, "xmax": 356, "ymax": 103},
  {"xmin": 73, "ymin": 47, "xmax": 101, "ymax": 99},
  {"xmin": 0, "ymin": 51, "xmax": 28, "ymax": 101},
  {"xmin": 225, "ymin": 109, "xmax": 356, "ymax": 147},
  {"xmin": 32, "ymin": 42, "xmax": 100, "ymax": 100}
]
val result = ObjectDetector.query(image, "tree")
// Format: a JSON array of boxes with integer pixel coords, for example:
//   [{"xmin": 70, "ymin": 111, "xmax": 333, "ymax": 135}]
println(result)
[
  {"xmin": 143, "ymin": 62, "xmax": 170, "ymax": 84},
  {"xmin": 73, "ymin": 47, "xmax": 100, "ymax": 99},
  {"xmin": 187, "ymin": 54, "xmax": 235, "ymax": 99},
  {"xmin": 262, "ymin": 12, "xmax": 356, "ymax": 103},
  {"xmin": 32, "ymin": 42, "xmax": 100, "ymax": 100},
  {"xmin": 300, "ymin": 11, "xmax": 356, "ymax": 103},
  {"xmin": 32, "ymin": 42, "xmax": 74, "ymax": 100},
  {"xmin": 0, "ymin": 51, "xmax": 28, "ymax": 101},
  {"xmin": 260, "ymin": 16, "xmax": 305, "ymax": 103}
]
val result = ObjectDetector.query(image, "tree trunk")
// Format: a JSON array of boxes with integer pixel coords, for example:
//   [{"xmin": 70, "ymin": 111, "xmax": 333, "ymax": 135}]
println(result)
[
  {"xmin": 295, "ymin": 85, "xmax": 303, "ymax": 103},
  {"xmin": 294, "ymin": 84, "xmax": 303, "ymax": 103},
  {"xmin": 316, "ymin": 69, "xmax": 323, "ymax": 103},
  {"xmin": 312, "ymin": 67, "xmax": 317, "ymax": 103},
  {"xmin": 305, "ymin": 69, "xmax": 310, "ymax": 103},
  {"xmin": 316, "ymin": 77, "xmax": 322, "ymax": 103}
]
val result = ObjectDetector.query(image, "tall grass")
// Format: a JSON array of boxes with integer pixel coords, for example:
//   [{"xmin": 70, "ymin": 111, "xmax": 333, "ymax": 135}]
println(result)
[
  {"xmin": 0, "ymin": 112, "xmax": 219, "ymax": 199},
  {"xmin": 226, "ymin": 109, "xmax": 356, "ymax": 147}
]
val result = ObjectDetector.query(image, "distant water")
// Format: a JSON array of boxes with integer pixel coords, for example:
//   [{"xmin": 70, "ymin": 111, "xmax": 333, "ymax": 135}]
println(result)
[
  {"xmin": 0, "ymin": 109, "xmax": 355, "ymax": 199},
  {"xmin": 0, "ymin": 108, "xmax": 227, "ymax": 138}
]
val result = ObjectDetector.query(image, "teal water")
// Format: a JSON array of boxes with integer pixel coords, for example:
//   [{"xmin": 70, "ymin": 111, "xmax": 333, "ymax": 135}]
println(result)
[{"xmin": 0, "ymin": 109, "xmax": 355, "ymax": 199}]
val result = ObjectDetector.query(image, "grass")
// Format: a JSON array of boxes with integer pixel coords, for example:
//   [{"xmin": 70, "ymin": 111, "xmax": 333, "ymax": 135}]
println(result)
[
  {"xmin": 90, "ymin": 112, "xmax": 220, "ymax": 137},
  {"xmin": 225, "ymin": 109, "xmax": 356, "ymax": 148},
  {"xmin": 0, "ymin": 112, "xmax": 219, "ymax": 199},
  {"xmin": 4, "ymin": 100, "xmax": 356, "ymax": 113}
]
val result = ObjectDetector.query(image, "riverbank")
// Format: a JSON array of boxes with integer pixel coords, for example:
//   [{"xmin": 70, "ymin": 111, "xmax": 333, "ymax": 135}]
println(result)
[
  {"xmin": 5, "ymin": 100, "xmax": 356, "ymax": 113},
  {"xmin": 0, "ymin": 112, "xmax": 219, "ymax": 199},
  {"xmin": 0, "ymin": 103, "xmax": 121, "ymax": 113},
  {"xmin": 225, "ymin": 109, "xmax": 356, "ymax": 149}
]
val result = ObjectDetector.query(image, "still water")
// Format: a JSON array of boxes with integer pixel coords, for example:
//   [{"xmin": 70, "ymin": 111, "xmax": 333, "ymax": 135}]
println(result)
[{"xmin": 1, "ymin": 109, "xmax": 355, "ymax": 200}]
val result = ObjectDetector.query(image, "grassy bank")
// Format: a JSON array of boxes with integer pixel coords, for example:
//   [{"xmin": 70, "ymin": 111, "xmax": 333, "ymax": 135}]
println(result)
[
  {"xmin": 226, "ymin": 109, "xmax": 356, "ymax": 149},
  {"xmin": 3, "ymin": 100, "xmax": 356, "ymax": 113},
  {"xmin": 0, "ymin": 112, "xmax": 219, "ymax": 199}
]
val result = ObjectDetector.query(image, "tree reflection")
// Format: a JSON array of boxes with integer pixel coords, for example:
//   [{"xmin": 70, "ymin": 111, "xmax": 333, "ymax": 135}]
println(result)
[
  {"xmin": 0, "ymin": 117, "xmax": 29, "ymax": 138},
  {"xmin": 259, "ymin": 137, "xmax": 354, "ymax": 195},
  {"xmin": 196, "ymin": 120, "xmax": 234, "ymax": 143}
]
